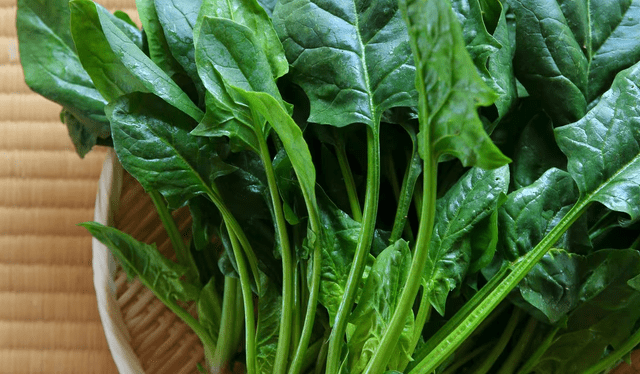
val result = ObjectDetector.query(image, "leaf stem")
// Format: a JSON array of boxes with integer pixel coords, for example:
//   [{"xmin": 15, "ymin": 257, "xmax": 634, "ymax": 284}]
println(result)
[
  {"xmin": 209, "ymin": 277, "xmax": 242, "ymax": 372},
  {"xmin": 496, "ymin": 315, "xmax": 538, "ymax": 374},
  {"xmin": 258, "ymin": 132, "xmax": 295, "ymax": 374},
  {"xmin": 409, "ymin": 198, "xmax": 591, "ymax": 374},
  {"xmin": 148, "ymin": 190, "xmax": 199, "ymax": 284},
  {"xmin": 363, "ymin": 153, "xmax": 438, "ymax": 374},
  {"xmin": 440, "ymin": 342, "xmax": 493, "ymax": 374},
  {"xmin": 515, "ymin": 323, "xmax": 563, "ymax": 374},
  {"xmin": 389, "ymin": 148, "xmax": 422, "ymax": 244},
  {"xmin": 326, "ymin": 125, "xmax": 381, "ymax": 374},
  {"xmin": 582, "ymin": 325, "xmax": 640, "ymax": 374},
  {"xmin": 226, "ymin": 226, "xmax": 257, "ymax": 374},
  {"xmin": 333, "ymin": 127, "xmax": 363, "ymax": 222},
  {"xmin": 474, "ymin": 307, "xmax": 523, "ymax": 374}
]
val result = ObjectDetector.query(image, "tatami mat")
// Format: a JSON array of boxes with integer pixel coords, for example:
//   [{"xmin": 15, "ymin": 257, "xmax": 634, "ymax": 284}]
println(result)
[{"xmin": 1, "ymin": 0, "xmax": 137, "ymax": 372}]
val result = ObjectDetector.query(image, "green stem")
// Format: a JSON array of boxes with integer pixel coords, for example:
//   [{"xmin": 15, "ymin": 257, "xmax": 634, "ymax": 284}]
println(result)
[
  {"xmin": 400, "ymin": 285, "xmax": 431, "ymax": 372},
  {"xmin": 148, "ymin": 190, "xmax": 199, "ymax": 284},
  {"xmin": 258, "ymin": 133, "xmax": 294, "ymax": 374},
  {"xmin": 326, "ymin": 126, "xmax": 381, "ymax": 374},
  {"xmin": 515, "ymin": 323, "xmax": 563, "ymax": 374},
  {"xmin": 209, "ymin": 277, "xmax": 241, "ymax": 372},
  {"xmin": 440, "ymin": 342, "xmax": 493, "ymax": 374},
  {"xmin": 630, "ymin": 233, "xmax": 640, "ymax": 250},
  {"xmin": 475, "ymin": 307, "xmax": 523, "ymax": 374},
  {"xmin": 227, "ymin": 227, "xmax": 257, "ymax": 374},
  {"xmin": 206, "ymin": 184, "xmax": 261, "ymax": 295},
  {"xmin": 156, "ymin": 294, "xmax": 216, "ymax": 365},
  {"xmin": 583, "ymin": 325, "xmax": 640, "ymax": 374},
  {"xmin": 364, "ymin": 152, "xmax": 437, "ymax": 374},
  {"xmin": 409, "ymin": 198, "xmax": 591, "ymax": 374},
  {"xmin": 288, "ymin": 228, "xmax": 322, "ymax": 374},
  {"xmin": 333, "ymin": 127, "xmax": 363, "ymax": 222},
  {"xmin": 497, "ymin": 315, "xmax": 538, "ymax": 374},
  {"xmin": 389, "ymin": 148, "xmax": 421, "ymax": 244}
]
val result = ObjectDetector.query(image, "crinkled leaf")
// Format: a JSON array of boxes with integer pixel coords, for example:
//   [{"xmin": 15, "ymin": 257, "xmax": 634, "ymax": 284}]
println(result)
[
  {"xmin": 507, "ymin": 0, "xmax": 640, "ymax": 125},
  {"xmin": 135, "ymin": 0, "xmax": 184, "ymax": 77},
  {"xmin": 192, "ymin": 17, "xmax": 282, "ymax": 151},
  {"xmin": 272, "ymin": 0, "xmax": 417, "ymax": 127},
  {"xmin": 80, "ymin": 222, "xmax": 200, "ymax": 302},
  {"xmin": 533, "ymin": 249, "xmax": 640, "ymax": 373},
  {"xmin": 70, "ymin": 0, "xmax": 203, "ymax": 121},
  {"xmin": 154, "ymin": 0, "xmax": 205, "ymax": 99},
  {"xmin": 106, "ymin": 92, "xmax": 223, "ymax": 209},
  {"xmin": 452, "ymin": 0, "xmax": 517, "ymax": 126},
  {"xmin": 498, "ymin": 168, "xmax": 579, "ymax": 261},
  {"xmin": 196, "ymin": 0, "xmax": 287, "ymax": 79},
  {"xmin": 401, "ymin": 0, "xmax": 511, "ymax": 169},
  {"xmin": 555, "ymin": 61, "xmax": 640, "ymax": 223},
  {"xmin": 17, "ymin": 0, "xmax": 110, "ymax": 156},
  {"xmin": 315, "ymin": 190, "xmax": 385, "ymax": 323},
  {"xmin": 348, "ymin": 240, "xmax": 414, "ymax": 373},
  {"xmin": 424, "ymin": 165, "xmax": 509, "ymax": 316},
  {"xmin": 256, "ymin": 279, "xmax": 282, "ymax": 374},
  {"xmin": 512, "ymin": 112, "xmax": 567, "ymax": 190},
  {"xmin": 517, "ymin": 248, "xmax": 583, "ymax": 324}
]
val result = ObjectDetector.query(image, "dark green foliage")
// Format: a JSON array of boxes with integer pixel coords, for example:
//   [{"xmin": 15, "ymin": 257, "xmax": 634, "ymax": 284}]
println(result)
[{"xmin": 17, "ymin": 0, "xmax": 640, "ymax": 373}]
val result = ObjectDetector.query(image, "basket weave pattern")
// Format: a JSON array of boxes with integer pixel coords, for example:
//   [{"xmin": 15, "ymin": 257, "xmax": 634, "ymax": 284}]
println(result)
[{"xmin": 111, "ymin": 170, "xmax": 205, "ymax": 373}]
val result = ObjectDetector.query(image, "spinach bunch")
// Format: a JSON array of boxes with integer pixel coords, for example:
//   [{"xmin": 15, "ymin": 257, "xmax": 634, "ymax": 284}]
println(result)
[{"xmin": 17, "ymin": 0, "xmax": 640, "ymax": 373}]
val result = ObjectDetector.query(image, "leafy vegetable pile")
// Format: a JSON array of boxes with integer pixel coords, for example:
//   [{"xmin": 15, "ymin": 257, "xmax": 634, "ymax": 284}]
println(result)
[{"xmin": 17, "ymin": 0, "xmax": 640, "ymax": 372}]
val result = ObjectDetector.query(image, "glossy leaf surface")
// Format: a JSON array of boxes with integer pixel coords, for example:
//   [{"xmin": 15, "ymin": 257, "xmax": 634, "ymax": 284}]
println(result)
[
  {"xmin": 272, "ymin": 0, "xmax": 417, "ymax": 127},
  {"xmin": 401, "ymin": 0, "xmax": 511, "ymax": 169}
]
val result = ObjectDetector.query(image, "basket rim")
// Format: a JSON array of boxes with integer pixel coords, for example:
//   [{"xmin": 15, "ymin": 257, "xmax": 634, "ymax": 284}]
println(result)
[{"xmin": 92, "ymin": 148, "xmax": 146, "ymax": 374}]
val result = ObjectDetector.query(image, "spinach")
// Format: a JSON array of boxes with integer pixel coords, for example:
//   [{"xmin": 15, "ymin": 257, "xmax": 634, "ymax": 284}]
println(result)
[{"xmin": 17, "ymin": 0, "xmax": 640, "ymax": 373}]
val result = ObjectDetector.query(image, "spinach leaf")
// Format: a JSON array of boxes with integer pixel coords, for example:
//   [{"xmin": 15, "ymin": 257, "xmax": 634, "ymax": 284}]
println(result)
[
  {"xmin": 70, "ymin": 0, "xmax": 203, "ymax": 121},
  {"xmin": 106, "ymin": 92, "xmax": 225, "ymax": 209},
  {"xmin": 272, "ymin": 0, "xmax": 417, "ymax": 128},
  {"xmin": 402, "ymin": 0, "xmax": 511, "ymax": 169},
  {"xmin": 256, "ymin": 279, "xmax": 282, "ymax": 374},
  {"xmin": 452, "ymin": 0, "xmax": 517, "ymax": 126},
  {"xmin": 555, "ymin": 60, "xmax": 640, "ymax": 223},
  {"xmin": 154, "ymin": 0, "xmax": 205, "ymax": 100},
  {"xmin": 80, "ymin": 222, "xmax": 200, "ymax": 302},
  {"xmin": 136, "ymin": 0, "xmax": 185, "ymax": 77},
  {"xmin": 508, "ymin": 0, "xmax": 640, "ymax": 125},
  {"xmin": 533, "ymin": 249, "xmax": 640, "ymax": 374},
  {"xmin": 17, "ymin": 0, "xmax": 110, "ymax": 156},
  {"xmin": 426, "ymin": 165, "xmax": 509, "ymax": 316},
  {"xmin": 348, "ymin": 240, "xmax": 414, "ymax": 374}
]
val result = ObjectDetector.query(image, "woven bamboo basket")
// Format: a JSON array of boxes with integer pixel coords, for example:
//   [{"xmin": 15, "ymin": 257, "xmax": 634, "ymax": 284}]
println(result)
[{"xmin": 92, "ymin": 149, "xmax": 205, "ymax": 374}]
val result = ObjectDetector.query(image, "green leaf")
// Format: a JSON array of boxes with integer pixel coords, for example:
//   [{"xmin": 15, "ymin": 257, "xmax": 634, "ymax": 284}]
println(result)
[
  {"xmin": 17, "ymin": 0, "xmax": 110, "ymax": 156},
  {"xmin": 452, "ymin": 0, "xmax": 517, "ymax": 125},
  {"xmin": 424, "ymin": 165, "xmax": 509, "ymax": 315},
  {"xmin": 507, "ymin": 0, "xmax": 640, "ymax": 125},
  {"xmin": 555, "ymin": 60, "xmax": 640, "ymax": 222},
  {"xmin": 198, "ymin": 277, "xmax": 223, "ymax": 345},
  {"xmin": 80, "ymin": 222, "xmax": 200, "ymax": 302},
  {"xmin": 401, "ymin": 0, "xmax": 511, "ymax": 169},
  {"xmin": 135, "ymin": 0, "xmax": 185, "ymax": 77},
  {"xmin": 256, "ymin": 279, "xmax": 282, "ymax": 374},
  {"xmin": 348, "ymin": 240, "xmax": 414, "ymax": 373},
  {"xmin": 70, "ymin": 0, "xmax": 148, "ymax": 102},
  {"xmin": 192, "ymin": 16, "xmax": 282, "ymax": 151},
  {"xmin": 196, "ymin": 0, "xmax": 288, "ymax": 79},
  {"xmin": 272, "ymin": 0, "xmax": 417, "ymax": 127},
  {"xmin": 106, "ymin": 92, "xmax": 223, "ymax": 209},
  {"xmin": 533, "ymin": 249, "xmax": 640, "ymax": 373},
  {"xmin": 498, "ymin": 168, "xmax": 579, "ymax": 262},
  {"xmin": 70, "ymin": 0, "xmax": 203, "ymax": 121},
  {"xmin": 154, "ymin": 0, "xmax": 205, "ymax": 99},
  {"xmin": 315, "ymin": 190, "xmax": 376, "ymax": 324},
  {"xmin": 512, "ymin": 112, "xmax": 567, "ymax": 190}
]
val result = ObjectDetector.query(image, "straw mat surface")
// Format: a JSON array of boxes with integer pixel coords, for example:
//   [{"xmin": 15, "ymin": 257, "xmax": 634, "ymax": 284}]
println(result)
[{"xmin": 0, "ymin": 1, "xmax": 135, "ymax": 372}]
